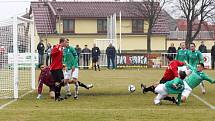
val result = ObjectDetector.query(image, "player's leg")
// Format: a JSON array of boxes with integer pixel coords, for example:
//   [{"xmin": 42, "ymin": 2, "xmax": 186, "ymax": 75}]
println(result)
[
  {"xmin": 92, "ymin": 58, "xmax": 97, "ymax": 71},
  {"xmin": 200, "ymin": 82, "xmax": 206, "ymax": 94},
  {"xmin": 51, "ymin": 69, "xmax": 64, "ymax": 101},
  {"xmin": 181, "ymin": 81, "xmax": 192, "ymax": 103},
  {"xmin": 63, "ymin": 70, "xmax": 72, "ymax": 96},
  {"xmin": 96, "ymin": 58, "xmax": 100, "ymax": 71},
  {"xmin": 154, "ymin": 84, "xmax": 168, "ymax": 105}
]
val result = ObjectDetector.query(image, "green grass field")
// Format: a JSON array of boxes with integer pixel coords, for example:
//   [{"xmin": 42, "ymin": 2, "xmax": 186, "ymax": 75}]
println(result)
[{"xmin": 0, "ymin": 69, "xmax": 215, "ymax": 121}]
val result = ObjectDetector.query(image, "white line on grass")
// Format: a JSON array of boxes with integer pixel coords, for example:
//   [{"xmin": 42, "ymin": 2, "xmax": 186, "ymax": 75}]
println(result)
[
  {"xmin": 0, "ymin": 90, "xmax": 33, "ymax": 110},
  {"xmin": 191, "ymin": 93, "xmax": 215, "ymax": 110}
]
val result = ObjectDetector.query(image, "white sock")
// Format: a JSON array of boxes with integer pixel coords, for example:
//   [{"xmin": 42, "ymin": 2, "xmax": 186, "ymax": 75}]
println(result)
[
  {"xmin": 65, "ymin": 83, "xmax": 70, "ymax": 93},
  {"xmin": 154, "ymin": 94, "xmax": 165, "ymax": 104},
  {"xmin": 200, "ymin": 82, "xmax": 206, "ymax": 93},
  {"xmin": 74, "ymin": 82, "xmax": 79, "ymax": 97}
]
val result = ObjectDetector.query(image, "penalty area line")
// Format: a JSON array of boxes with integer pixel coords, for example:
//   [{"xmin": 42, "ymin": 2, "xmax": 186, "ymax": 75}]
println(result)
[
  {"xmin": 191, "ymin": 93, "xmax": 215, "ymax": 110},
  {"xmin": 0, "ymin": 90, "xmax": 34, "ymax": 110}
]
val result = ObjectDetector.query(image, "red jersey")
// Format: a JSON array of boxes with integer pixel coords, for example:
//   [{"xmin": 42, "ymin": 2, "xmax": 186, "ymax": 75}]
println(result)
[
  {"xmin": 38, "ymin": 67, "xmax": 55, "ymax": 94},
  {"xmin": 162, "ymin": 60, "xmax": 184, "ymax": 81},
  {"xmin": 50, "ymin": 44, "xmax": 63, "ymax": 70}
]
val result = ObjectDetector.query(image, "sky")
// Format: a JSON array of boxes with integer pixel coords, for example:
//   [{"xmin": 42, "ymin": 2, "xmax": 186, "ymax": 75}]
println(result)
[{"xmin": 0, "ymin": 0, "xmax": 179, "ymax": 21}]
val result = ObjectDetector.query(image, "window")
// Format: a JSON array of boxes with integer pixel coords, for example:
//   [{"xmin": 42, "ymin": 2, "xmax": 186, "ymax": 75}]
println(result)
[
  {"xmin": 63, "ymin": 19, "xmax": 75, "ymax": 33},
  {"xmin": 97, "ymin": 19, "xmax": 107, "ymax": 33},
  {"xmin": 132, "ymin": 19, "xmax": 144, "ymax": 33}
]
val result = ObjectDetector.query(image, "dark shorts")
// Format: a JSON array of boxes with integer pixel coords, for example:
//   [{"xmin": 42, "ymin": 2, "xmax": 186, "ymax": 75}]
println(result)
[
  {"xmin": 50, "ymin": 69, "xmax": 64, "ymax": 83},
  {"xmin": 92, "ymin": 57, "xmax": 99, "ymax": 63},
  {"xmin": 159, "ymin": 78, "xmax": 170, "ymax": 84}
]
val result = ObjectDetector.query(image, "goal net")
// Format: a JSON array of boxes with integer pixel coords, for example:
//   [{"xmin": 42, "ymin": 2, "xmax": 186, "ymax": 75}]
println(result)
[{"xmin": 0, "ymin": 16, "xmax": 35, "ymax": 99}]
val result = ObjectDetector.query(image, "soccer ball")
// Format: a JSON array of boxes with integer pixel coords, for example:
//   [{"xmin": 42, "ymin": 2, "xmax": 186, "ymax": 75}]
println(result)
[
  {"xmin": 128, "ymin": 85, "xmax": 135, "ymax": 93},
  {"xmin": 49, "ymin": 91, "xmax": 55, "ymax": 99}
]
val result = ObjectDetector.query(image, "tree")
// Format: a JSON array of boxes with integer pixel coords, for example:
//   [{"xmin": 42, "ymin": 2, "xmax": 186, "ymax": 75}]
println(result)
[
  {"xmin": 176, "ymin": 0, "xmax": 215, "ymax": 47},
  {"xmin": 128, "ymin": 0, "xmax": 168, "ymax": 52}
]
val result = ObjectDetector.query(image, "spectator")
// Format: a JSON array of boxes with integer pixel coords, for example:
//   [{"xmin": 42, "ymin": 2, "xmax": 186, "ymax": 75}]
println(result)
[
  {"xmin": 198, "ymin": 41, "xmax": 207, "ymax": 53},
  {"xmin": 211, "ymin": 42, "xmax": 215, "ymax": 69},
  {"xmin": 106, "ymin": 43, "xmax": 116, "ymax": 69},
  {"xmin": 177, "ymin": 43, "xmax": 182, "ymax": 50},
  {"xmin": 45, "ymin": 43, "xmax": 52, "ymax": 66},
  {"xmin": 82, "ymin": 45, "xmax": 91, "ymax": 69},
  {"xmin": 75, "ymin": 45, "xmax": 81, "ymax": 67},
  {"xmin": 37, "ymin": 40, "xmax": 45, "ymax": 65},
  {"xmin": 167, "ymin": 43, "xmax": 176, "ymax": 58}
]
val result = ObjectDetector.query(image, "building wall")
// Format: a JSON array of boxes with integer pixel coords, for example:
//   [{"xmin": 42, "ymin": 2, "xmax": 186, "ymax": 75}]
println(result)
[
  {"xmin": 38, "ymin": 34, "xmax": 167, "ymax": 51},
  {"xmin": 56, "ymin": 19, "xmax": 149, "ymax": 34}
]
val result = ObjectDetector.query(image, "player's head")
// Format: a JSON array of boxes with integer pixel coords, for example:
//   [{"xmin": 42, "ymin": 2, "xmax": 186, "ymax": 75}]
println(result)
[
  {"xmin": 66, "ymin": 38, "xmax": 70, "ymax": 47},
  {"xmin": 38, "ymin": 64, "xmax": 46, "ymax": 71},
  {"xmin": 166, "ymin": 55, "xmax": 174, "ymax": 61},
  {"xmin": 179, "ymin": 71, "xmax": 186, "ymax": 80},
  {"xmin": 93, "ymin": 43, "xmax": 96, "ymax": 47},
  {"xmin": 189, "ymin": 42, "xmax": 196, "ymax": 51},
  {"xmin": 197, "ymin": 63, "xmax": 204, "ymax": 72},
  {"xmin": 181, "ymin": 42, "xmax": 186, "ymax": 49},
  {"xmin": 59, "ymin": 38, "xmax": 67, "ymax": 47}
]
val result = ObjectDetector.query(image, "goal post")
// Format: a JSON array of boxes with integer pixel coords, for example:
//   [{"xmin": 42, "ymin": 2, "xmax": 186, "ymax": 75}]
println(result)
[{"xmin": 0, "ymin": 16, "xmax": 35, "ymax": 99}]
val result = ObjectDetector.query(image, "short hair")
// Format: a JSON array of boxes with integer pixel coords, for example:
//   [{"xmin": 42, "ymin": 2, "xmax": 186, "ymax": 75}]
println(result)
[
  {"xmin": 66, "ymin": 38, "xmax": 69, "ymax": 41},
  {"xmin": 179, "ymin": 71, "xmax": 186, "ymax": 80},
  {"xmin": 189, "ymin": 42, "xmax": 196, "ymax": 47},
  {"xmin": 59, "ymin": 38, "xmax": 66, "ymax": 43},
  {"xmin": 198, "ymin": 63, "xmax": 204, "ymax": 68},
  {"xmin": 85, "ymin": 45, "xmax": 87, "ymax": 46},
  {"xmin": 166, "ymin": 55, "xmax": 174, "ymax": 61},
  {"xmin": 38, "ymin": 64, "xmax": 43, "ymax": 68}
]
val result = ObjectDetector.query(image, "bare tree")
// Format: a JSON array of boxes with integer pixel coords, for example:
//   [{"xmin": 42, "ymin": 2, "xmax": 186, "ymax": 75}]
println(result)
[
  {"xmin": 128, "ymin": 0, "xmax": 168, "ymax": 52},
  {"xmin": 176, "ymin": 0, "xmax": 215, "ymax": 46}
]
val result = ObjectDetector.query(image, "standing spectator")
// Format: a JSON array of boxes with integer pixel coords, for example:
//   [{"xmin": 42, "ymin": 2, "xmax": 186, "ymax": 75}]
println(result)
[
  {"xmin": 198, "ymin": 41, "xmax": 207, "ymax": 53},
  {"xmin": 75, "ymin": 45, "xmax": 81, "ymax": 68},
  {"xmin": 37, "ymin": 40, "xmax": 45, "ymax": 65},
  {"xmin": 92, "ymin": 44, "xmax": 101, "ymax": 71},
  {"xmin": 211, "ymin": 42, "xmax": 215, "ymax": 69},
  {"xmin": 82, "ymin": 45, "xmax": 91, "ymax": 69},
  {"xmin": 106, "ymin": 43, "xmax": 116, "ymax": 69},
  {"xmin": 167, "ymin": 43, "xmax": 176, "ymax": 58},
  {"xmin": 177, "ymin": 43, "xmax": 182, "ymax": 50},
  {"xmin": 45, "ymin": 43, "xmax": 52, "ymax": 66}
]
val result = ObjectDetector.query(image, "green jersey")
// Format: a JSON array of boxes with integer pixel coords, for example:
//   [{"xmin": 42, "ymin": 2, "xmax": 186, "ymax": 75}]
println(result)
[
  {"xmin": 175, "ymin": 49, "xmax": 188, "ymax": 62},
  {"xmin": 165, "ymin": 78, "xmax": 184, "ymax": 105},
  {"xmin": 186, "ymin": 64, "xmax": 215, "ymax": 89},
  {"xmin": 187, "ymin": 50, "xmax": 204, "ymax": 68},
  {"xmin": 63, "ymin": 46, "xmax": 78, "ymax": 69},
  {"xmin": 165, "ymin": 78, "xmax": 184, "ymax": 94}
]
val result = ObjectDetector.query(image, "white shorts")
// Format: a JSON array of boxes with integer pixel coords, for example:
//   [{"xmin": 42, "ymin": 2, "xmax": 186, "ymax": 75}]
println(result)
[
  {"xmin": 181, "ymin": 81, "xmax": 192, "ymax": 98},
  {"xmin": 155, "ymin": 84, "xmax": 168, "ymax": 95},
  {"xmin": 63, "ymin": 68, "xmax": 79, "ymax": 79}
]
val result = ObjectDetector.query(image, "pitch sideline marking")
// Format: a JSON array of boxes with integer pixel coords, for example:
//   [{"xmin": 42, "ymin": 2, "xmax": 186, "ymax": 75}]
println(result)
[
  {"xmin": 191, "ymin": 93, "xmax": 215, "ymax": 110},
  {"xmin": 0, "ymin": 90, "xmax": 33, "ymax": 110}
]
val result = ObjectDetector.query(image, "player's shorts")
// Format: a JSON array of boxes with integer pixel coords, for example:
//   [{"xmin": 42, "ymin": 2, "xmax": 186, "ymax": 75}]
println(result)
[
  {"xmin": 92, "ymin": 57, "xmax": 99, "ymax": 63},
  {"xmin": 64, "ymin": 68, "xmax": 79, "ymax": 79},
  {"xmin": 181, "ymin": 81, "xmax": 192, "ymax": 98},
  {"xmin": 155, "ymin": 84, "xmax": 168, "ymax": 95},
  {"xmin": 50, "ymin": 69, "xmax": 64, "ymax": 82}
]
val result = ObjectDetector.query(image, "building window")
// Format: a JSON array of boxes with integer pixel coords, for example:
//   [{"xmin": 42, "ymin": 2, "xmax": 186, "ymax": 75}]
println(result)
[
  {"xmin": 97, "ymin": 19, "xmax": 107, "ymax": 33},
  {"xmin": 132, "ymin": 19, "xmax": 144, "ymax": 33},
  {"xmin": 63, "ymin": 19, "xmax": 75, "ymax": 33}
]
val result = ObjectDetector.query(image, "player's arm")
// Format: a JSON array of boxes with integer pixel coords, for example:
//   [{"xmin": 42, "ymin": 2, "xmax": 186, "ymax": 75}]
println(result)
[
  {"xmin": 202, "ymin": 74, "xmax": 215, "ymax": 84},
  {"xmin": 198, "ymin": 51, "xmax": 204, "ymax": 63},
  {"xmin": 177, "ymin": 93, "xmax": 182, "ymax": 106},
  {"xmin": 185, "ymin": 63, "xmax": 195, "ymax": 71},
  {"xmin": 71, "ymin": 47, "xmax": 78, "ymax": 64},
  {"xmin": 37, "ymin": 77, "xmax": 44, "ymax": 99}
]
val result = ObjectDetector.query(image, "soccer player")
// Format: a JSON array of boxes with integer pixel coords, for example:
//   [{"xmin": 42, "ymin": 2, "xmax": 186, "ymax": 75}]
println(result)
[
  {"xmin": 36, "ymin": 64, "xmax": 55, "ymax": 99},
  {"xmin": 63, "ymin": 39, "xmax": 93, "ymax": 99},
  {"xmin": 181, "ymin": 63, "xmax": 215, "ymax": 103},
  {"xmin": 175, "ymin": 42, "xmax": 188, "ymax": 63},
  {"xmin": 154, "ymin": 71, "xmax": 186, "ymax": 105},
  {"xmin": 92, "ymin": 43, "xmax": 101, "ymax": 71},
  {"xmin": 187, "ymin": 42, "xmax": 206, "ymax": 94},
  {"xmin": 141, "ymin": 55, "xmax": 185, "ymax": 103},
  {"xmin": 50, "ymin": 38, "xmax": 67, "ymax": 101}
]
